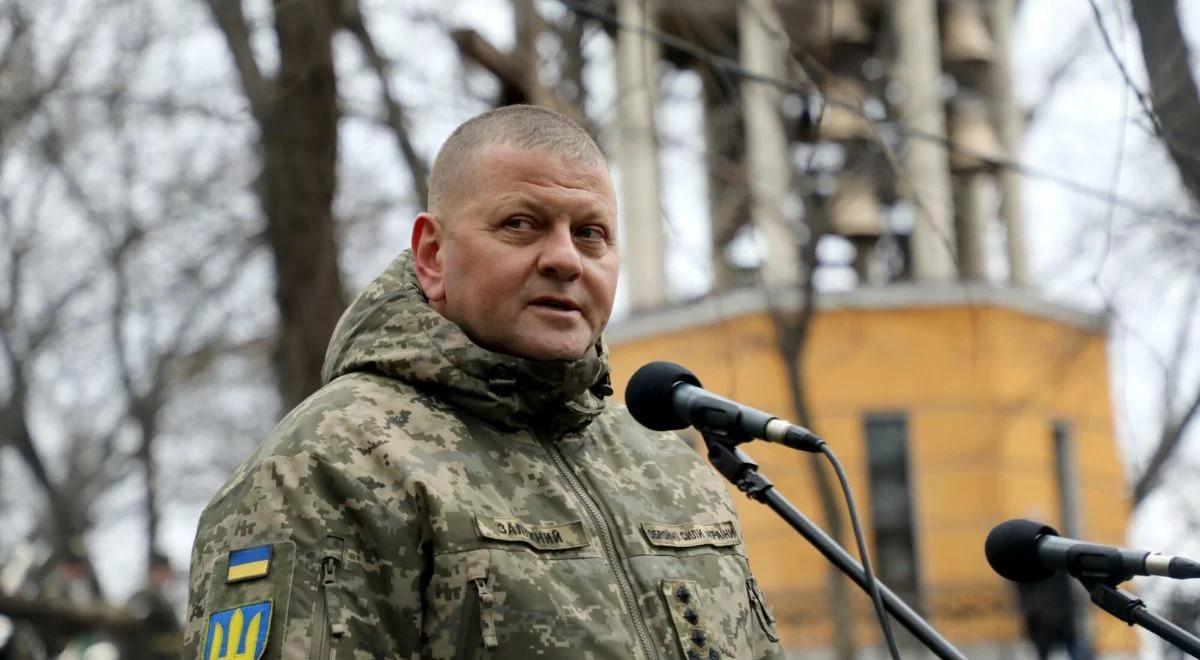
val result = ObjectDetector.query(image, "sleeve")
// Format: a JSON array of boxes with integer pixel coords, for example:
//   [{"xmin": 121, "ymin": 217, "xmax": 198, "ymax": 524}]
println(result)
[{"xmin": 181, "ymin": 450, "xmax": 427, "ymax": 659}]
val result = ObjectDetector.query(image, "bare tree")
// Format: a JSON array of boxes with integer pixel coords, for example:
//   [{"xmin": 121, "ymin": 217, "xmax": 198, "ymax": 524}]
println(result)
[
  {"xmin": 0, "ymin": 2, "xmax": 276, "ymax": 640},
  {"xmin": 203, "ymin": 0, "xmax": 346, "ymax": 409},
  {"xmin": 0, "ymin": 224, "xmax": 97, "ymax": 572},
  {"xmin": 200, "ymin": 0, "xmax": 442, "ymax": 409},
  {"xmin": 1125, "ymin": 0, "xmax": 1200, "ymax": 505},
  {"xmin": 0, "ymin": 0, "xmax": 108, "ymax": 588}
]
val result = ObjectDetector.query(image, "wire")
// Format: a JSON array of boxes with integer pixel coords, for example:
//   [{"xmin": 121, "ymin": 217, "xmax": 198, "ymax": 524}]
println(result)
[
  {"xmin": 819, "ymin": 443, "xmax": 902, "ymax": 659},
  {"xmin": 1088, "ymin": 0, "xmax": 1200, "ymax": 189},
  {"xmin": 1086, "ymin": 0, "xmax": 1162, "ymax": 139},
  {"xmin": 1090, "ymin": 0, "xmax": 1131, "ymax": 295}
]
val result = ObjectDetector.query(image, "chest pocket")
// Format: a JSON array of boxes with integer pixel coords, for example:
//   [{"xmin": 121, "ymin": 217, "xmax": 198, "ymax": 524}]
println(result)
[
  {"xmin": 633, "ymin": 519, "xmax": 774, "ymax": 660},
  {"xmin": 436, "ymin": 515, "xmax": 620, "ymax": 659}
]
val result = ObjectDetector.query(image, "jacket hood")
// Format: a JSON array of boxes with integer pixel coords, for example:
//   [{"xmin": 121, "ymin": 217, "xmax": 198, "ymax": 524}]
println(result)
[{"xmin": 321, "ymin": 251, "xmax": 612, "ymax": 437}]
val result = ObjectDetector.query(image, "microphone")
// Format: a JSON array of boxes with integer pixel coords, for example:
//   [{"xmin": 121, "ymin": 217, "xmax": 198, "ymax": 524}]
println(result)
[
  {"xmin": 985, "ymin": 518, "xmax": 1200, "ymax": 583},
  {"xmin": 625, "ymin": 361, "xmax": 824, "ymax": 452}
]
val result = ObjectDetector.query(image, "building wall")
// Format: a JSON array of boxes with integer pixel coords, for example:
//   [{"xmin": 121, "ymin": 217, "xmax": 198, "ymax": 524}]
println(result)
[{"xmin": 607, "ymin": 300, "xmax": 1136, "ymax": 654}]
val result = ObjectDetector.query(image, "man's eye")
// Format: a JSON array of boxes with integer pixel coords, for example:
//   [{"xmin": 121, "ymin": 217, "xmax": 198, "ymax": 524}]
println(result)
[
  {"xmin": 503, "ymin": 217, "xmax": 532, "ymax": 230},
  {"xmin": 576, "ymin": 226, "xmax": 606, "ymax": 241}
]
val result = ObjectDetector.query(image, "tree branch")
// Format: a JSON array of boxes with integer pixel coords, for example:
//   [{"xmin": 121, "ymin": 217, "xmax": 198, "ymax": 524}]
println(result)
[
  {"xmin": 450, "ymin": 27, "xmax": 586, "ymax": 125},
  {"xmin": 1134, "ymin": 384, "xmax": 1200, "ymax": 505},
  {"xmin": 203, "ymin": 0, "xmax": 273, "ymax": 120},
  {"xmin": 339, "ymin": 0, "xmax": 429, "ymax": 208},
  {"xmin": 1023, "ymin": 24, "xmax": 1091, "ymax": 128},
  {"xmin": 0, "ymin": 3, "xmax": 90, "ymax": 154},
  {"xmin": 1133, "ymin": 277, "xmax": 1200, "ymax": 504}
]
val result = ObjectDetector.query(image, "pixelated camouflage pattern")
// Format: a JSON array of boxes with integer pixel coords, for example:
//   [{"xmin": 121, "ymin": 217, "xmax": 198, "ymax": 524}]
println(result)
[{"xmin": 183, "ymin": 251, "xmax": 784, "ymax": 659}]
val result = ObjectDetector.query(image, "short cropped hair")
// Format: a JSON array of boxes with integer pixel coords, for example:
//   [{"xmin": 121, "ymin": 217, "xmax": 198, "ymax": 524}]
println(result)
[{"xmin": 428, "ymin": 105, "xmax": 605, "ymax": 215}]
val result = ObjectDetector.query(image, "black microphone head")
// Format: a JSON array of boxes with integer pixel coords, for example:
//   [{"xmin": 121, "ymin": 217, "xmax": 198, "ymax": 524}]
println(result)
[
  {"xmin": 985, "ymin": 518, "xmax": 1061, "ymax": 583},
  {"xmin": 625, "ymin": 361, "xmax": 702, "ymax": 431}
]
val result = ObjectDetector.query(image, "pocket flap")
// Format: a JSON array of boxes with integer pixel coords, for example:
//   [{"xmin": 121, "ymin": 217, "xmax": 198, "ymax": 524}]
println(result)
[
  {"xmin": 640, "ymin": 520, "xmax": 742, "ymax": 548},
  {"xmin": 474, "ymin": 515, "xmax": 589, "ymax": 551}
]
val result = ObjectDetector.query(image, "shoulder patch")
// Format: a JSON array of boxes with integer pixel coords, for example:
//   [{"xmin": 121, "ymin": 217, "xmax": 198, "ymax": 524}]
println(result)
[
  {"xmin": 204, "ymin": 601, "xmax": 272, "ymax": 660},
  {"xmin": 227, "ymin": 545, "xmax": 272, "ymax": 583}
]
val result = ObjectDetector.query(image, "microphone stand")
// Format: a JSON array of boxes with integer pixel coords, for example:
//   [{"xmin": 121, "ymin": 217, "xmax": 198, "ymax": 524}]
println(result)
[
  {"xmin": 703, "ymin": 434, "xmax": 967, "ymax": 660},
  {"xmin": 1078, "ymin": 577, "xmax": 1200, "ymax": 658}
]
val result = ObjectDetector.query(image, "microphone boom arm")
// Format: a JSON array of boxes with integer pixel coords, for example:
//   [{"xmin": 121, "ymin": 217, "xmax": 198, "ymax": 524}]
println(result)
[
  {"xmin": 1081, "ymin": 578, "xmax": 1200, "ymax": 658},
  {"xmin": 702, "ymin": 434, "xmax": 967, "ymax": 660}
]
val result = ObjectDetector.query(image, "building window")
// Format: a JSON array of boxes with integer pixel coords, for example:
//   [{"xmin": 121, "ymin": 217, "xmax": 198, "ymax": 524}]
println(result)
[
  {"xmin": 1051, "ymin": 419, "xmax": 1091, "ymax": 646},
  {"xmin": 864, "ymin": 412, "xmax": 921, "ymax": 608},
  {"xmin": 1052, "ymin": 420, "xmax": 1082, "ymax": 538}
]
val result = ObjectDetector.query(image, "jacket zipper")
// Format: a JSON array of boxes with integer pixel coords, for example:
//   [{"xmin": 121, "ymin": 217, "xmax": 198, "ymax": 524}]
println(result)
[
  {"xmin": 746, "ymin": 576, "xmax": 780, "ymax": 642},
  {"xmin": 454, "ymin": 579, "xmax": 482, "ymax": 660},
  {"xmin": 543, "ymin": 439, "xmax": 658, "ymax": 660},
  {"xmin": 475, "ymin": 577, "xmax": 498, "ymax": 649},
  {"xmin": 313, "ymin": 567, "xmax": 331, "ymax": 658},
  {"xmin": 314, "ymin": 535, "xmax": 347, "ymax": 659},
  {"xmin": 454, "ymin": 575, "xmax": 498, "ymax": 659}
]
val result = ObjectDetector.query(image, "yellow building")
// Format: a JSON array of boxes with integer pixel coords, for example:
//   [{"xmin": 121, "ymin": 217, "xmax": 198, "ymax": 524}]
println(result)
[{"xmin": 608, "ymin": 284, "xmax": 1136, "ymax": 656}]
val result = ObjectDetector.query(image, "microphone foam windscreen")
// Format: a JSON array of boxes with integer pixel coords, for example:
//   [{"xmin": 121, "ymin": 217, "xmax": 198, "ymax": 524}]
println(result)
[
  {"xmin": 625, "ymin": 361, "xmax": 702, "ymax": 431},
  {"xmin": 985, "ymin": 518, "xmax": 1060, "ymax": 583}
]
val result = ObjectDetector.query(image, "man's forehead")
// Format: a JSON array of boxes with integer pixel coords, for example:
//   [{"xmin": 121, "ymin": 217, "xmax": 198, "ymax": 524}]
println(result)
[
  {"xmin": 474, "ymin": 142, "xmax": 608, "ymax": 178},
  {"xmin": 466, "ymin": 145, "xmax": 615, "ymax": 202}
]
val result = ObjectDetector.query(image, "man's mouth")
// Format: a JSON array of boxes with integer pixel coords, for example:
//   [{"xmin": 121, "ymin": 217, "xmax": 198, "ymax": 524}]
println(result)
[{"xmin": 530, "ymin": 297, "xmax": 581, "ymax": 312}]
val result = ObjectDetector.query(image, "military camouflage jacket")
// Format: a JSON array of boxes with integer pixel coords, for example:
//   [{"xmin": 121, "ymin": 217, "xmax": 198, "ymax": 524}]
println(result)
[{"xmin": 183, "ymin": 251, "xmax": 784, "ymax": 660}]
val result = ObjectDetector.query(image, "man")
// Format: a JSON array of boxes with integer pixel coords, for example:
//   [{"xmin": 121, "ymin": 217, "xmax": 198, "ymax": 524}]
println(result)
[
  {"xmin": 1016, "ymin": 572, "xmax": 1091, "ymax": 660},
  {"xmin": 183, "ymin": 105, "xmax": 783, "ymax": 659},
  {"xmin": 123, "ymin": 552, "xmax": 182, "ymax": 659}
]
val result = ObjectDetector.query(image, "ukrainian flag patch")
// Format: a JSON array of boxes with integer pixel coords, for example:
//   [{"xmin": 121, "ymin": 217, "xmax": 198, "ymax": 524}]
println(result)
[
  {"xmin": 226, "ymin": 545, "xmax": 271, "ymax": 583},
  {"xmin": 205, "ymin": 601, "xmax": 271, "ymax": 660}
]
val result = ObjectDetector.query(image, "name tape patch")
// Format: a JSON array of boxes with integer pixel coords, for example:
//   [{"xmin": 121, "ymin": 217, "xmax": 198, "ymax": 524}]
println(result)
[
  {"xmin": 475, "ymin": 515, "xmax": 589, "ymax": 551},
  {"xmin": 641, "ymin": 520, "xmax": 742, "ymax": 548}
]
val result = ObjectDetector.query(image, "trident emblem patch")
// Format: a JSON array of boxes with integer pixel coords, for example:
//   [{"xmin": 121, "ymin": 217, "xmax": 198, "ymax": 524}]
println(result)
[{"xmin": 204, "ymin": 601, "xmax": 272, "ymax": 660}]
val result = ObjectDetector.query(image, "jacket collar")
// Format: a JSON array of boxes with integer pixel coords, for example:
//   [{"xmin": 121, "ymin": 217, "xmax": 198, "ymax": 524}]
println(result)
[{"xmin": 322, "ymin": 251, "xmax": 612, "ymax": 437}]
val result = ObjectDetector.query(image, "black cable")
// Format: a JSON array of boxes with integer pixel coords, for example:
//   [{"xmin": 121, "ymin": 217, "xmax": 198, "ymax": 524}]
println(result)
[{"xmin": 819, "ymin": 443, "xmax": 902, "ymax": 659}]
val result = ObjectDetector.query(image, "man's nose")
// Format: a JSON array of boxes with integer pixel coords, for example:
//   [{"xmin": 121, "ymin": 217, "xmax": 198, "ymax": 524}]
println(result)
[{"xmin": 537, "ymin": 225, "xmax": 583, "ymax": 281}]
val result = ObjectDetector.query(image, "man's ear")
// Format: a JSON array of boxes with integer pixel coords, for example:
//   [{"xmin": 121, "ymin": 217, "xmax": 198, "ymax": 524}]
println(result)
[{"xmin": 411, "ymin": 212, "xmax": 446, "ymax": 302}]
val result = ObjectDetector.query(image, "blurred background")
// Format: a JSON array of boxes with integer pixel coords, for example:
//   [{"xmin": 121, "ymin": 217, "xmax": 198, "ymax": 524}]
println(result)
[{"xmin": 1, "ymin": 0, "xmax": 1199, "ymax": 657}]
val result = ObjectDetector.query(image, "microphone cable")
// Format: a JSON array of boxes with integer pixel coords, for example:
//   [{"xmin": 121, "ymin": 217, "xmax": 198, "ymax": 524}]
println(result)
[{"xmin": 818, "ymin": 443, "xmax": 902, "ymax": 660}]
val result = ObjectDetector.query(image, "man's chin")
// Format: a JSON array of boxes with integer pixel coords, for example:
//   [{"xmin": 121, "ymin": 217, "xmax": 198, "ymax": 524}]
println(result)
[{"xmin": 506, "ymin": 334, "xmax": 593, "ymax": 362}]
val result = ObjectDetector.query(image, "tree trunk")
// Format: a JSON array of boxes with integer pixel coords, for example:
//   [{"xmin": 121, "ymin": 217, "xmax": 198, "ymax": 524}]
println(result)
[
  {"xmin": 261, "ymin": 0, "xmax": 345, "ymax": 408},
  {"xmin": 206, "ymin": 0, "xmax": 346, "ymax": 409},
  {"xmin": 778, "ymin": 320, "xmax": 858, "ymax": 659},
  {"xmin": 133, "ymin": 397, "xmax": 161, "ymax": 569},
  {"xmin": 1130, "ymin": 0, "xmax": 1200, "ymax": 205},
  {"xmin": 772, "ymin": 222, "xmax": 857, "ymax": 660}
]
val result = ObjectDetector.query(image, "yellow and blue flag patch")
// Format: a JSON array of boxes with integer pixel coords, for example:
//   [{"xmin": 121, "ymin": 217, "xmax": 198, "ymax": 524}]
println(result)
[
  {"xmin": 205, "ymin": 601, "xmax": 271, "ymax": 660},
  {"xmin": 226, "ymin": 545, "xmax": 271, "ymax": 583}
]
